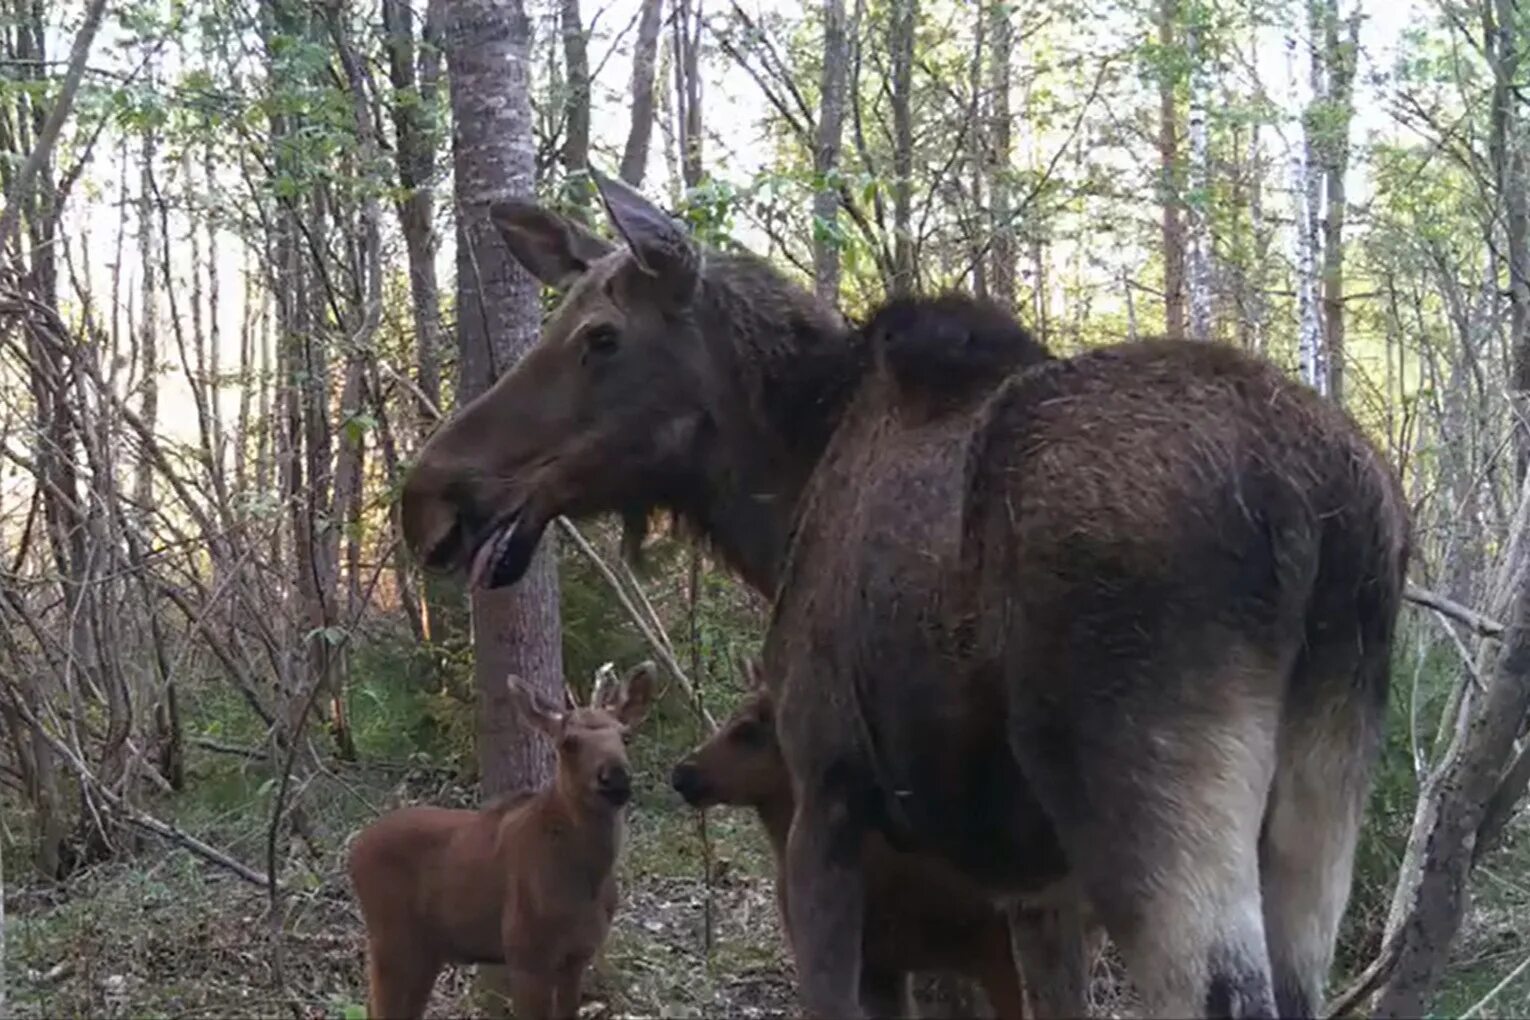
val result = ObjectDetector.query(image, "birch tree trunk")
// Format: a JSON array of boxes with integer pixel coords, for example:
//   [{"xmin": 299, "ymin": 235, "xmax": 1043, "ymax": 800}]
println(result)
[
  {"xmin": 1319, "ymin": 0, "xmax": 1359, "ymax": 404},
  {"xmin": 620, "ymin": 0, "xmax": 665, "ymax": 186},
  {"xmin": 1186, "ymin": 11, "xmax": 1213, "ymax": 341},
  {"xmin": 673, "ymin": 0, "xmax": 704, "ymax": 189},
  {"xmin": 1487, "ymin": 0, "xmax": 1530, "ymax": 478},
  {"xmin": 442, "ymin": 0, "xmax": 564, "ymax": 806},
  {"xmin": 1158, "ymin": 0, "xmax": 1187, "ymax": 338},
  {"xmin": 890, "ymin": 0, "xmax": 917, "ymax": 295},
  {"xmin": 813, "ymin": 0, "xmax": 850, "ymax": 303},
  {"xmin": 987, "ymin": 0, "xmax": 1016, "ymax": 311},
  {"xmin": 1288, "ymin": 28, "xmax": 1326, "ymax": 395}
]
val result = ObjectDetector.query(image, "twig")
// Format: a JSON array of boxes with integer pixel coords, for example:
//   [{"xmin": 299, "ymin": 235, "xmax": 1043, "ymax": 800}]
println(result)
[
  {"xmin": 1405, "ymin": 582, "xmax": 1505, "ymax": 637},
  {"xmin": 556, "ymin": 517, "xmax": 716, "ymax": 729},
  {"xmin": 1324, "ymin": 933, "xmax": 1402, "ymax": 1018},
  {"xmin": 1459, "ymin": 946, "xmax": 1530, "ymax": 1019},
  {"xmin": 8, "ymin": 698, "xmax": 273, "ymax": 889},
  {"xmin": 189, "ymin": 736, "xmax": 268, "ymax": 760}
]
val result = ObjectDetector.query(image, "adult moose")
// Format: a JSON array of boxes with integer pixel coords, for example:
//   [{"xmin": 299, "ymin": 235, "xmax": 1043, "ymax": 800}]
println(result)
[{"xmin": 401, "ymin": 175, "xmax": 1409, "ymax": 1019}]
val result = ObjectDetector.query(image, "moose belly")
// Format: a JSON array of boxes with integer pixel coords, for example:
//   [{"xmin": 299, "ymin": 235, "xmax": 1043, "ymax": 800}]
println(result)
[{"xmin": 771, "ymin": 413, "xmax": 1070, "ymax": 899}]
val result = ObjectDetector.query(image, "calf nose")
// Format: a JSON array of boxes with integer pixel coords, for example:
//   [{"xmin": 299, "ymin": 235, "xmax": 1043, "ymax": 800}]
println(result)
[
  {"xmin": 597, "ymin": 763, "xmax": 632, "ymax": 804},
  {"xmin": 670, "ymin": 761, "xmax": 707, "ymax": 805}
]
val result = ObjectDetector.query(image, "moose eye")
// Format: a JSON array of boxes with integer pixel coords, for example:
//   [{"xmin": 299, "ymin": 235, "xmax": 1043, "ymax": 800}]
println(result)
[{"xmin": 581, "ymin": 325, "xmax": 619, "ymax": 360}]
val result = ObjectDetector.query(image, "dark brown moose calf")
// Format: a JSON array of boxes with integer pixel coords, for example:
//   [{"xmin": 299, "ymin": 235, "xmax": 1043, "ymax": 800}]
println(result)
[
  {"xmin": 348, "ymin": 664, "xmax": 655, "ymax": 1020},
  {"xmin": 671, "ymin": 660, "xmax": 1029, "ymax": 1020},
  {"xmin": 399, "ymin": 175, "xmax": 1410, "ymax": 1019}
]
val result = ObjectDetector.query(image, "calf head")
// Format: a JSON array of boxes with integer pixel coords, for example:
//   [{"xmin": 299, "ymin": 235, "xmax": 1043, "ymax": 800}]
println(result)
[
  {"xmin": 671, "ymin": 659, "xmax": 788, "ymax": 809},
  {"xmin": 401, "ymin": 175, "xmax": 713, "ymax": 590},
  {"xmin": 508, "ymin": 661, "xmax": 657, "ymax": 810}
]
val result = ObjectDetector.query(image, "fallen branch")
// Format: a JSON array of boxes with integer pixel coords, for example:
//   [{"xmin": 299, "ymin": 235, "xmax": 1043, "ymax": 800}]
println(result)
[
  {"xmin": 1325, "ymin": 933, "xmax": 1403, "ymax": 1018},
  {"xmin": 10, "ymin": 698, "xmax": 274, "ymax": 890},
  {"xmin": 1405, "ymin": 582, "xmax": 1505, "ymax": 637}
]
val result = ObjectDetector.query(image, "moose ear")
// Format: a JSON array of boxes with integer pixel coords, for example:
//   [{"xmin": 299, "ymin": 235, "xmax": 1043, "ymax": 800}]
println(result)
[
  {"xmin": 489, "ymin": 200, "xmax": 614, "ymax": 290},
  {"xmin": 506, "ymin": 673, "xmax": 565, "ymax": 739},
  {"xmin": 613, "ymin": 661, "xmax": 658, "ymax": 728},
  {"xmin": 592, "ymin": 171, "xmax": 699, "ymax": 304}
]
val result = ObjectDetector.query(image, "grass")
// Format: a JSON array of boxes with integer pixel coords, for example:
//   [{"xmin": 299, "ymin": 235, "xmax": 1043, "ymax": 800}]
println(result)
[{"xmin": 4, "ymin": 615, "xmax": 1529, "ymax": 1018}]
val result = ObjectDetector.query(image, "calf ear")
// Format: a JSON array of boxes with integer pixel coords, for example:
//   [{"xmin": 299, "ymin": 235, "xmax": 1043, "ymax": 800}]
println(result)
[
  {"xmin": 592, "ymin": 171, "xmax": 699, "ymax": 305},
  {"xmin": 614, "ymin": 661, "xmax": 658, "ymax": 728},
  {"xmin": 489, "ymin": 200, "xmax": 614, "ymax": 290},
  {"xmin": 506, "ymin": 673, "xmax": 565, "ymax": 739}
]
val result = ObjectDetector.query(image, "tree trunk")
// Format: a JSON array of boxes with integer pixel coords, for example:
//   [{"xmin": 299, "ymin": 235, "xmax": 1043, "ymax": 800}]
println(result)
[
  {"xmin": 987, "ymin": 0, "xmax": 1015, "ymax": 311},
  {"xmin": 383, "ymin": 0, "xmax": 445, "ymax": 425},
  {"xmin": 1320, "ymin": 0, "xmax": 1359, "ymax": 403},
  {"xmin": 890, "ymin": 0, "xmax": 917, "ymax": 295},
  {"xmin": 813, "ymin": 0, "xmax": 849, "ymax": 304},
  {"xmin": 1157, "ymin": 0, "xmax": 1186, "ymax": 338},
  {"xmin": 1488, "ymin": 0, "xmax": 1530, "ymax": 477},
  {"xmin": 621, "ymin": 0, "xmax": 665, "ymax": 186},
  {"xmin": 560, "ymin": 0, "xmax": 591, "ymax": 206},
  {"xmin": 442, "ymin": 0, "xmax": 565, "ymax": 804},
  {"xmin": 673, "ymin": 0, "xmax": 704, "ymax": 189},
  {"xmin": 1289, "ymin": 27, "xmax": 1326, "ymax": 394},
  {"xmin": 1185, "ymin": 12, "xmax": 1212, "ymax": 341},
  {"xmin": 1373, "ymin": 480, "xmax": 1530, "ymax": 1016}
]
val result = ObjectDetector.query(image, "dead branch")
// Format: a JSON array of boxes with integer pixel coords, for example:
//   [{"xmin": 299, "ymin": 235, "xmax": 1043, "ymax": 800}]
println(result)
[{"xmin": 1405, "ymin": 582, "xmax": 1505, "ymax": 637}]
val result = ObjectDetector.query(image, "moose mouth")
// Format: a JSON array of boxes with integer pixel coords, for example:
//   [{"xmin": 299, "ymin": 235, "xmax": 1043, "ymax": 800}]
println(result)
[{"xmin": 466, "ymin": 511, "xmax": 548, "ymax": 590}]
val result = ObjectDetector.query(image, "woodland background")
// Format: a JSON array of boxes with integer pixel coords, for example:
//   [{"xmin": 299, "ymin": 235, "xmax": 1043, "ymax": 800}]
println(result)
[{"xmin": 1, "ymin": 0, "xmax": 1529, "ymax": 1015}]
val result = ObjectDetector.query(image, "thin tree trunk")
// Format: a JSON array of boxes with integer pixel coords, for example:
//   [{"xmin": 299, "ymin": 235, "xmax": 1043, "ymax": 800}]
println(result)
[
  {"xmin": 136, "ymin": 130, "xmax": 157, "ymax": 509},
  {"xmin": 673, "ymin": 0, "xmax": 704, "ymax": 188},
  {"xmin": 1289, "ymin": 27, "xmax": 1326, "ymax": 394},
  {"xmin": 1186, "ymin": 12, "xmax": 1212, "ymax": 341},
  {"xmin": 1374, "ymin": 479, "xmax": 1530, "ymax": 1016},
  {"xmin": 890, "ymin": 0, "xmax": 917, "ymax": 295},
  {"xmin": 620, "ymin": 0, "xmax": 665, "ymax": 186},
  {"xmin": 1487, "ymin": 0, "xmax": 1530, "ymax": 476},
  {"xmin": 987, "ymin": 0, "xmax": 1015, "ymax": 311},
  {"xmin": 560, "ymin": 0, "xmax": 591, "ymax": 206},
  {"xmin": 442, "ymin": 0, "xmax": 565, "ymax": 803},
  {"xmin": 1157, "ymin": 0, "xmax": 1186, "ymax": 338},
  {"xmin": 383, "ymin": 0, "xmax": 445, "ymax": 424},
  {"xmin": 1320, "ymin": 0, "xmax": 1359, "ymax": 403},
  {"xmin": 813, "ymin": 0, "xmax": 849, "ymax": 303}
]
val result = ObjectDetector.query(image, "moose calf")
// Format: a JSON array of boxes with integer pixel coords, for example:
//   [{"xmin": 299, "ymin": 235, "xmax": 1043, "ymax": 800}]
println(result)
[
  {"xmin": 349, "ymin": 663, "xmax": 656, "ymax": 1020},
  {"xmin": 670, "ymin": 661, "xmax": 1027, "ymax": 1020}
]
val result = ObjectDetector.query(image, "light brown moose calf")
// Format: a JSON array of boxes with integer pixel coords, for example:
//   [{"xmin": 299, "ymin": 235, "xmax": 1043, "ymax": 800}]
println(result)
[
  {"xmin": 670, "ymin": 661, "xmax": 1028, "ymax": 1020},
  {"xmin": 348, "ymin": 663, "xmax": 656, "ymax": 1020}
]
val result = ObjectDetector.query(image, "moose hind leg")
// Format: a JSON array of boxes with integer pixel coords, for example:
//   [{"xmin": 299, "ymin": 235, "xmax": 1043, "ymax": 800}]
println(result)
[
  {"xmin": 1010, "ymin": 656, "xmax": 1282, "ymax": 1017},
  {"xmin": 1260, "ymin": 647, "xmax": 1386, "ymax": 1017}
]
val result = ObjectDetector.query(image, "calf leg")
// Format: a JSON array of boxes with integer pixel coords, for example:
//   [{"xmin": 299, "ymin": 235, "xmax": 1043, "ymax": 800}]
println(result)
[
  {"xmin": 860, "ymin": 968, "xmax": 914, "ymax": 1019},
  {"xmin": 551, "ymin": 958, "xmax": 588, "ymax": 1020},
  {"xmin": 1008, "ymin": 899, "xmax": 1086, "ymax": 1020},
  {"xmin": 785, "ymin": 790, "xmax": 869, "ymax": 1019},
  {"xmin": 364, "ymin": 936, "xmax": 440, "ymax": 1020},
  {"xmin": 971, "ymin": 923, "xmax": 1028, "ymax": 1020},
  {"xmin": 505, "ymin": 964, "xmax": 557, "ymax": 1020}
]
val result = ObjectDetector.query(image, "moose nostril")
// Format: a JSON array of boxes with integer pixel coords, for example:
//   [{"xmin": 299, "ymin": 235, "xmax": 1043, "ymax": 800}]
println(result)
[
  {"xmin": 601, "ymin": 764, "xmax": 631, "ymax": 790},
  {"xmin": 670, "ymin": 762, "xmax": 703, "ymax": 799}
]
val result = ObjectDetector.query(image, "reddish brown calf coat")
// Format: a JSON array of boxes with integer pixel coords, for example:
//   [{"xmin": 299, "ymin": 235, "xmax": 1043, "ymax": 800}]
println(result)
[
  {"xmin": 349, "ymin": 665, "xmax": 654, "ymax": 1020},
  {"xmin": 671, "ymin": 669, "xmax": 1029, "ymax": 1019}
]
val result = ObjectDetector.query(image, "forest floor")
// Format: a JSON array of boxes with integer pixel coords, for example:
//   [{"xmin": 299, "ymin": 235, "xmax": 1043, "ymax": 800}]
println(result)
[{"xmin": 5, "ymin": 664, "xmax": 1530, "ymax": 1019}]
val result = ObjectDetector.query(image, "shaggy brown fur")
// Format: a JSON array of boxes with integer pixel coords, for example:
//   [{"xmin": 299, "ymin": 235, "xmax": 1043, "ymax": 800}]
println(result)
[
  {"xmin": 348, "ymin": 665, "xmax": 655, "ymax": 1020},
  {"xmin": 400, "ymin": 174, "xmax": 1410, "ymax": 1020},
  {"xmin": 670, "ymin": 661, "xmax": 1030, "ymax": 1019}
]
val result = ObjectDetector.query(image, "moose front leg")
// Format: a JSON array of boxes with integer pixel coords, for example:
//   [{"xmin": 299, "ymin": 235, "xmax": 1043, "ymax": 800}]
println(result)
[{"xmin": 785, "ymin": 791, "xmax": 868, "ymax": 1019}]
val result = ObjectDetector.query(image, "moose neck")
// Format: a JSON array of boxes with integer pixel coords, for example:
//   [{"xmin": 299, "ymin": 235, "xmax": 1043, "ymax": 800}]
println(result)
[{"xmin": 680, "ymin": 261, "xmax": 866, "ymax": 596}]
